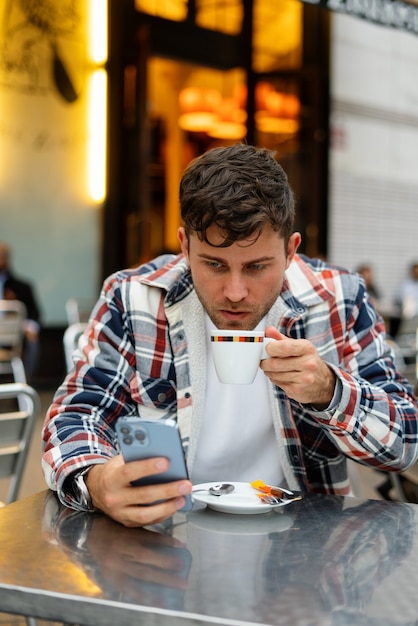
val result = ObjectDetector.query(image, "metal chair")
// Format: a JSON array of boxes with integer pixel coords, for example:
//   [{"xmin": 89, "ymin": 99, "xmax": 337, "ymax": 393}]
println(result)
[
  {"xmin": 0, "ymin": 383, "xmax": 40, "ymax": 504},
  {"xmin": 63, "ymin": 322, "xmax": 88, "ymax": 372},
  {"xmin": 65, "ymin": 297, "xmax": 95, "ymax": 325},
  {"xmin": 376, "ymin": 466, "xmax": 418, "ymax": 504},
  {"xmin": 0, "ymin": 381, "xmax": 42, "ymax": 625},
  {"xmin": 0, "ymin": 299, "xmax": 27, "ymax": 383}
]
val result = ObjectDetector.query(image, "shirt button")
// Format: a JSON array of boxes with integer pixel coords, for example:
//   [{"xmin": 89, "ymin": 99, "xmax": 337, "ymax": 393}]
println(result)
[
  {"xmin": 337, "ymin": 413, "xmax": 345, "ymax": 423},
  {"xmin": 185, "ymin": 392, "xmax": 191, "ymax": 399},
  {"xmin": 157, "ymin": 392, "xmax": 167, "ymax": 403}
]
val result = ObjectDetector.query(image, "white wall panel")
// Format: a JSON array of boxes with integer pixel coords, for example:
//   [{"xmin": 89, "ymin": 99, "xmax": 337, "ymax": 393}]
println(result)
[{"xmin": 329, "ymin": 14, "xmax": 418, "ymax": 312}]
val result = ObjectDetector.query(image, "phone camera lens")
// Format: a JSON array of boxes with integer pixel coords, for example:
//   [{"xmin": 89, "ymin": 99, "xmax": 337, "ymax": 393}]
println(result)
[
  {"xmin": 120, "ymin": 426, "xmax": 130, "ymax": 435},
  {"xmin": 135, "ymin": 428, "xmax": 148, "ymax": 444},
  {"xmin": 122, "ymin": 435, "xmax": 133, "ymax": 445}
]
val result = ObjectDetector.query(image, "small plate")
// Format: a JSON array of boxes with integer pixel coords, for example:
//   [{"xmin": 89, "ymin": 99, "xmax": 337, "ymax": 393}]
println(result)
[{"xmin": 192, "ymin": 481, "xmax": 294, "ymax": 515}]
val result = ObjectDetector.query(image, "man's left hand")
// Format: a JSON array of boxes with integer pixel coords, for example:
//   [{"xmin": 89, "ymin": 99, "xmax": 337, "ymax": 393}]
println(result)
[{"xmin": 260, "ymin": 326, "xmax": 336, "ymax": 409}]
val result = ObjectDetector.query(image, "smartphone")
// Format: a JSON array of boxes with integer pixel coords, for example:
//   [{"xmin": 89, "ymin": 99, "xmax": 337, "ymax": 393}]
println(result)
[{"xmin": 116, "ymin": 418, "xmax": 193, "ymax": 512}]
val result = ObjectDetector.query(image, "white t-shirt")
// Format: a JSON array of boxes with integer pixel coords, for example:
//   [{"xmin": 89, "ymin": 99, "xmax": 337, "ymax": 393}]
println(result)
[{"xmin": 190, "ymin": 315, "xmax": 283, "ymax": 486}]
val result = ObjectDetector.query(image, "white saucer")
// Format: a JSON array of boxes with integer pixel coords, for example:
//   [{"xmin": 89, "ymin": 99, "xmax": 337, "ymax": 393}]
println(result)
[{"xmin": 192, "ymin": 481, "xmax": 294, "ymax": 515}]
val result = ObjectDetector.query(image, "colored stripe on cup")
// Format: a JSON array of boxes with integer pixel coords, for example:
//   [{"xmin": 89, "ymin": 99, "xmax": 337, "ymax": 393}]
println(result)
[{"xmin": 211, "ymin": 336, "xmax": 263, "ymax": 342}]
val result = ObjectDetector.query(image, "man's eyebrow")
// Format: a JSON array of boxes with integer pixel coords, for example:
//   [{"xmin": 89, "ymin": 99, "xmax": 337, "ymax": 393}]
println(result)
[
  {"xmin": 197, "ymin": 253, "xmax": 275, "ymax": 264},
  {"xmin": 197, "ymin": 253, "xmax": 226, "ymax": 262}
]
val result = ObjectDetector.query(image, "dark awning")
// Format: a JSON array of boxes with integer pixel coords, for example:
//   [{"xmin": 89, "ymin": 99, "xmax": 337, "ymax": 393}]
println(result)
[{"xmin": 301, "ymin": 0, "xmax": 418, "ymax": 33}]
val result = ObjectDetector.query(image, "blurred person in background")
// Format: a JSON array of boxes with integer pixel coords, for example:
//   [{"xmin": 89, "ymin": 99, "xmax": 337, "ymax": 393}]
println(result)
[
  {"xmin": 356, "ymin": 264, "xmax": 380, "ymax": 303},
  {"xmin": 396, "ymin": 261, "xmax": 418, "ymax": 319},
  {"xmin": 356, "ymin": 264, "xmax": 381, "ymax": 310},
  {"xmin": 355, "ymin": 264, "xmax": 406, "ymax": 339},
  {"xmin": 0, "ymin": 241, "xmax": 41, "ymax": 382}
]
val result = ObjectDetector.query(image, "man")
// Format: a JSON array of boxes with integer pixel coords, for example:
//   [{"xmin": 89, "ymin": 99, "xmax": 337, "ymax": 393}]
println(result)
[
  {"xmin": 0, "ymin": 241, "xmax": 41, "ymax": 382},
  {"xmin": 397, "ymin": 261, "xmax": 418, "ymax": 319},
  {"xmin": 42, "ymin": 144, "xmax": 418, "ymax": 527},
  {"xmin": 355, "ymin": 264, "xmax": 381, "ymax": 307}
]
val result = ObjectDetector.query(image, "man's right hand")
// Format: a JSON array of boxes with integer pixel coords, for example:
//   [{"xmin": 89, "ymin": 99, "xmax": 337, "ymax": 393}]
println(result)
[{"xmin": 85, "ymin": 455, "xmax": 192, "ymax": 527}]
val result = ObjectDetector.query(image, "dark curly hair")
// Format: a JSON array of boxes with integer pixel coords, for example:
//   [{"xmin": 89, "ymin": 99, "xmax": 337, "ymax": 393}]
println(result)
[{"xmin": 179, "ymin": 143, "xmax": 295, "ymax": 248}]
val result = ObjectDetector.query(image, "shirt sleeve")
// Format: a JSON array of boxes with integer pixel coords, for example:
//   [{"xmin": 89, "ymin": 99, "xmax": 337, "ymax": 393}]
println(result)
[
  {"xmin": 308, "ymin": 282, "xmax": 418, "ymax": 472},
  {"xmin": 42, "ymin": 272, "xmax": 139, "ymax": 508}
]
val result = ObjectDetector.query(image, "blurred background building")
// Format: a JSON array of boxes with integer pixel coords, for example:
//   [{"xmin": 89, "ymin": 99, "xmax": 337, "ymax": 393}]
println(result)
[{"xmin": 1, "ymin": 0, "xmax": 418, "ymax": 386}]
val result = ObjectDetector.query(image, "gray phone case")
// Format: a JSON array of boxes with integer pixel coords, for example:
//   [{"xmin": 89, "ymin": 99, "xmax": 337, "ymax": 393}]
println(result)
[{"xmin": 116, "ymin": 418, "xmax": 192, "ymax": 512}]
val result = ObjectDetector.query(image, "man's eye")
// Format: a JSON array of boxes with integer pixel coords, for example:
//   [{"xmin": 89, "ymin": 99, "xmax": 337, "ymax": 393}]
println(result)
[
  {"xmin": 247, "ymin": 264, "xmax": 267, "ymax": 272},
  {"xmin": 205, "ymin": 260, "xmax": 224, "ymax": 270}
]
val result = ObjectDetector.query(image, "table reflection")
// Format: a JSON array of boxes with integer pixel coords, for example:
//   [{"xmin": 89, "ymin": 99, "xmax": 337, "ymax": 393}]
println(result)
[
  {"xmin": 258, "ymin": 496, "xmax": 415, "ymax": 625},
  {"xmin": 42, "ymin": 493, "xmax": 416, "ymax": 626},
  {"xmin": 42, "ymin": 493, "xmax": 191, "ymax": 610},
  {"xmin": 184, "ymin": 496, "xmax": 416, "ymax": 625}
]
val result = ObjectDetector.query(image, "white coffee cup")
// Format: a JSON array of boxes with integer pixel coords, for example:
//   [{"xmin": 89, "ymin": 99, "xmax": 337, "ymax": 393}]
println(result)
[{"xmin": 210, "ymin": 329, "xmax": 273, "ymax": 385}]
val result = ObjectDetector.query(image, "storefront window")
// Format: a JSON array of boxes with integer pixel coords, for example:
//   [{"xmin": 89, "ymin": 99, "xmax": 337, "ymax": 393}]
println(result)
[
  {"xmin": 116, "ymin": 0, "xmax": 326, "ymax": 267},
  {"xmin": 135, "ymin": 0, "xmax": 187, "ymax": 21},
  {"xmin": 196, "ymin": 0, "xmax": 243, "ymax": 35},
  {"xmin": 253, "ymin": 0, "xmax": 302, "ymax": 72}
]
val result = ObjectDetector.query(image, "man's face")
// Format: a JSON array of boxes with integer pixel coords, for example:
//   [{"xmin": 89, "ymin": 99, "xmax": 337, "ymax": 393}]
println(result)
[{"xmin": 178, "ymin": 224, "xmax": 300, "ymax": 330}]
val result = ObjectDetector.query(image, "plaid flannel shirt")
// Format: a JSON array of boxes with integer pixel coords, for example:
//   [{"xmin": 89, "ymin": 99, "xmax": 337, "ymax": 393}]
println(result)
[{"xmin": 42, "ymin": 253, "xmax": 418, "ymax": 510}]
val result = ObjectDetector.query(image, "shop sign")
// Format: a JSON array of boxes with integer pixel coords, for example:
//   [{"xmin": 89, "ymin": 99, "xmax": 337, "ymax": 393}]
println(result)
[{"xmin": 302, "ymin": 0, "xmax": 418, "ymax": 34}]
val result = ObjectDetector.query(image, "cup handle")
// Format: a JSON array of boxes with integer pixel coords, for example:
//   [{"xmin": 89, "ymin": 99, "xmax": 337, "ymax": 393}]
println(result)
[{"xmin": 261, "ymin": 337, "xmax": 275, "ymax": 360}]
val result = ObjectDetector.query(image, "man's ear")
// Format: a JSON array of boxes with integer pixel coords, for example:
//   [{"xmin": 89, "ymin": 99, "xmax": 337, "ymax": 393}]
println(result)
[
  {"xmin": 286, "ymin": 232, "xmax": 301, "ymax": 267},
  {"xmin": 177, "ymin": 227, "xmax": 189, "ymax": 260}
]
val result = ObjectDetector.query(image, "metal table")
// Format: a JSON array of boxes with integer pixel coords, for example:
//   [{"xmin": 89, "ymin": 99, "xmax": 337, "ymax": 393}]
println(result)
[{"xmin": 0, "ymin": 490, "xmax": 417, "ymax": 625}]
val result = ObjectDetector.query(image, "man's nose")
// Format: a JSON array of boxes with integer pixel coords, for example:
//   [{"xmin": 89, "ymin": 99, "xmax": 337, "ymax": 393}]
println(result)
[{"xmin": 223, "ymin": 273, "xmax": 248, "ymax": 301}]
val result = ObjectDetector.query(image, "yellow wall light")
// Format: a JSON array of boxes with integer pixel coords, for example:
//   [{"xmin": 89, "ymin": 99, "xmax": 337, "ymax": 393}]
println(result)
[
  {"xmin": 87, "ymin": 69, "xmax": 107, "ymax": 203},
  {"xmin": 88, "ymin": 0, "xmax": 108, "ymax": 64},
  {"xmin": 87, "ymin": 0, "xmax": 108, "ymax": 203}
]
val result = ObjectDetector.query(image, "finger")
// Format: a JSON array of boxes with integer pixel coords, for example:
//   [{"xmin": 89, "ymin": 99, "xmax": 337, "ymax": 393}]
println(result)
[
  {"xmin": 270, "ymin": 339, "xmax": 316, "ymax": 361},
  {"xmin": 120, "ymin": 495, "xmax": 189, "ymax": 528},
  {"xmin": 119, "ymin": 456, "xmax": 170, "ymax": 487},
  {"xmin": 265, "ymin": 325, "xmax": 285, "ymax": 340},
  {"xmin": 126, "ymin": 479, "xmax": 191, "ymax": 507}
]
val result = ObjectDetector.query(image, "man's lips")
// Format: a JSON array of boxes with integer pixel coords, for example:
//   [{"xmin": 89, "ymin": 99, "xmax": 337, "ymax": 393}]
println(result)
[{"xmin": 219, "ymin": 309, "xmax": 251, "ymax": 318}]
